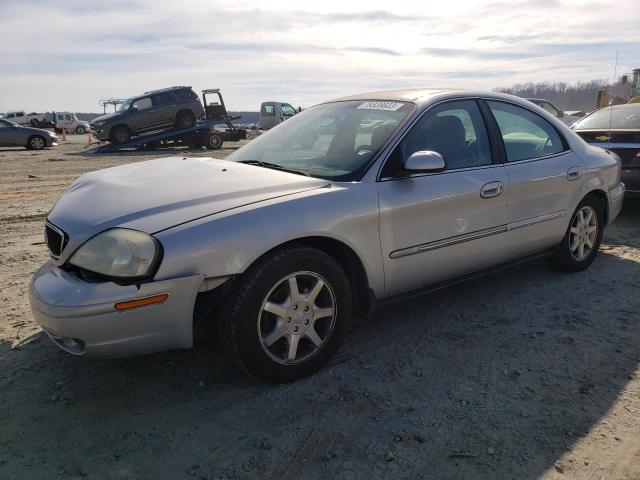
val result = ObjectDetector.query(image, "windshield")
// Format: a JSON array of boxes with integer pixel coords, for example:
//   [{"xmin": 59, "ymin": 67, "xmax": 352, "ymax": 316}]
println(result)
[
  {"xmin": 228, "ymin": 100, "xmax": 414, "ymax": 181},
  {"xmin": 573, "ymin": 105, "xmax": 640, "ymax": 130},
  {"xmin": 117, "ymin": 100, "xmax": 132, "ymax": 112}
]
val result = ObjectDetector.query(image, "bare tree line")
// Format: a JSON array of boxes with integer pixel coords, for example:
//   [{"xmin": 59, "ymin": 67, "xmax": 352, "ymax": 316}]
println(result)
[{"xmin": 495, "ymin": 79, "xmax": 633, "ymax": 113}]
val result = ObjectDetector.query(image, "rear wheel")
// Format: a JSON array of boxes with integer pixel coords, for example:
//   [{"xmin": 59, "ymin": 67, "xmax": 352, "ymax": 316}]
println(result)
[
  {"xmin": 204, "ymin": 131, "xmax": 223, "ymax": 150},
  {"xmin": 547, "ymin": 195, "xmax": 603, "ymax": 272},
  {"xmin": 27, "ymin": 135, "xmax": 46, "ymax": 150},
  {"xmin": 176, "ymin": 111, "xmax": 196, "ymax": 129},
  {"xmin": 110, "ymin": 125, "xmax": 131, "ymax": 144},
  {"xmin": 219, "ymin": 245, "xmax": 351, "ymax": 383}
]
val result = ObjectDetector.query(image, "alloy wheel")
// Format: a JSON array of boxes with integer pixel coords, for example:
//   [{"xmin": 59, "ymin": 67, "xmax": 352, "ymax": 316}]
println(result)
[
  {"xmin": 569, "ymin": 205, "xmax": 598, "ymax": 261},
  {"xmin": 257, "ymin": 271, "xmax": 337, "ymax": 365}
]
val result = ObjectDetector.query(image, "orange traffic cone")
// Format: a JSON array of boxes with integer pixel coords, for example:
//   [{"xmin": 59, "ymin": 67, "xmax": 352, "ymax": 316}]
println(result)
[
  {"xmin": 87, "ymin": 130, "xmax": 93, "ymax": 144},
  {"xmin": 61, "ymin": 128, "xmax": 67, "ymax": 141}
]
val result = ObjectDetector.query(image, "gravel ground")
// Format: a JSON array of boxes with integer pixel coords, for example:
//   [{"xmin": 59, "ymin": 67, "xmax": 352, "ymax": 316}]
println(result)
[{"xmin": 1, "ymin": 134, "xmax": 639, "ymax": 480}]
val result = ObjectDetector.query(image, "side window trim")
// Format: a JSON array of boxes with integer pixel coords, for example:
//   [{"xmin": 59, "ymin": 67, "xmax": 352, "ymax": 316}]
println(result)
[
  {"xmin": 377, "ymin": 97, "xmax": 497, "ymax": 181},
  {"xmin": 481, "ymin": 97, "xmax": 571, "ymax": 159}
]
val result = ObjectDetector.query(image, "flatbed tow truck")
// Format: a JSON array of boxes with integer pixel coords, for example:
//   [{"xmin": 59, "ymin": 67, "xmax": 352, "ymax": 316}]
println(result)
[{"xmin": 95, "ymin": 89, "xmax": 247, "ymax": 153}]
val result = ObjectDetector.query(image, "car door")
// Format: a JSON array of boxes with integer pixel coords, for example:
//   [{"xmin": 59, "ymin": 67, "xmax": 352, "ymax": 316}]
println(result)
[
  {"xmin": 0, "ymin": 120, "xmax": 16, "ymax": 146},
  {"xmin": 151, "ymin": 92, "xmax": 177, "ymax": 127},
  {"xmin": 377, "ymin": 99, "xmax": 510, "ymax": 296},
  {"xmin": 126, "ymin": 96, "xmax": 156, "ymax": 132},
  {"xmin": 484, "ymin": 99, "xmax": 581, "ymax": 259}
]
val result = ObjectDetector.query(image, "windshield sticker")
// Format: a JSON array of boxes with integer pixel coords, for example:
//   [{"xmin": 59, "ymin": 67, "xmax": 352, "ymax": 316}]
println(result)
[{"xmin": 357, "ymin": 101, "xmax": 404, "ymax": 111}]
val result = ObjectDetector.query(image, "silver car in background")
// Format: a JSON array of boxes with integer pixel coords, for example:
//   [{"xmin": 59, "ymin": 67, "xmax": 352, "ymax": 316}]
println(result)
[
  {"xmin": 0, "ymin": 119, "xmax": 58, "ymax": 150},
  {"xmin": 29, "ymin": 89, "xmax": 624, "ymax": 383}
]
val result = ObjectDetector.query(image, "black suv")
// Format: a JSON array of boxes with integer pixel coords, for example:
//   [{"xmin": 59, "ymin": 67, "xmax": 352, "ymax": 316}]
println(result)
[{"xmin": 90, "ymin": 86, "xmax": 206, "ymax": 144}]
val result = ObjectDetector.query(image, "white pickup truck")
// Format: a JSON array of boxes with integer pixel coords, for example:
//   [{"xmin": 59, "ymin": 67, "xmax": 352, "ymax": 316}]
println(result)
[{"xmin": 4, "ymin": 111, "xmax": 47, "ymax": 127}]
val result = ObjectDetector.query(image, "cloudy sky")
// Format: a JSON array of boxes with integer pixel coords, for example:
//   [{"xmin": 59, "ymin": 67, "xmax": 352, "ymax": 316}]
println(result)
[{"xmin": 1, "ymin": 0, "xmax": 638, "ymax": 113}]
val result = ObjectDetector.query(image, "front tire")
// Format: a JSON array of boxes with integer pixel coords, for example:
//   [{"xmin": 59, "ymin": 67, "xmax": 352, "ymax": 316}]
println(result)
[
  {"xmin": 75, "ymin": 125, "xmax": 86, "ymax": 134},
  {"xmin": 219, "ymin": 245, "xmax": 351, "ymax": 383},
  {"xmin": 30, "ymin": 119, "xmax": 39, "ymax": 127},
  {"xmin": 110, "ymin": 125, "xmax": 131, "ymax": 144},
  {"xmin": 27, "ymin": 135, "xmax": 46, "ymax": 150},
  {"xmin": 204, "ymin": 131, "xmax": 223, "ymax": 150},
  {"xmin": 548, "ymin": 195, "xmax": 604, "ymax": 272}
]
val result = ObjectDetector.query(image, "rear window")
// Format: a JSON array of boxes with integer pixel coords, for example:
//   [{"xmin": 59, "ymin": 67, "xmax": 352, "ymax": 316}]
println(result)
[
  {"xmin": 574, "ymin": 106, "xmax": 640, "ymax": 130},
  {"xmin": 262, "ymin": 105, "xmax": 275, "ymax": 116},
  {"xmin": 176, "ymin": 89, "xmax": 196, "ymax": 100}
]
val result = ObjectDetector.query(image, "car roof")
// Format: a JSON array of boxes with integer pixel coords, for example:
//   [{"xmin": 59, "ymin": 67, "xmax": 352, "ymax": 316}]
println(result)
[
  {"xmin": 328, "ymin": 88, "xmax": 455, "ymax": 103},
  {"xmin": 142, "ymin": 86, "xmax": 192, "ymax": 95}
]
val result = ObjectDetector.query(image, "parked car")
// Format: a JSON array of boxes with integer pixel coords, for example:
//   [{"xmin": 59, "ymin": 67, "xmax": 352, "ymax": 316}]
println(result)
[
  {"xmin": 572, "ymin": 103, "xmax": 640, "ymax": 197},
  {"xmin": 260, "ymin": 101, "xmax": 297, "ymax": 129},
  {"xmin": 525, "ymin": 98, "xmax": 583, "ymax": 126},
  {"xmin": 4, "ymin": 111, "xmax": 47, "ymax": 127},
  {"xmin": 30, "ymin": 89, "xmax": 623, "ymax": 383},
  {"xmin": 0, "ymin": 119, "xmax": 58, "ymax": 149},
  {"xmin": 90, "ymin": 86, "xmax": 206, "ymax": 144},
  {"xmin": 53, "ymin": 112, "xmax": 91, "ymax": 134}
]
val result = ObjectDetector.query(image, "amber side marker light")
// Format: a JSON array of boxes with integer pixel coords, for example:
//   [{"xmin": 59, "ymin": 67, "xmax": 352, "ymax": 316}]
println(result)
[{"xmin": 115, "ymin": 294, "xmax": 169, "ymax": 312}]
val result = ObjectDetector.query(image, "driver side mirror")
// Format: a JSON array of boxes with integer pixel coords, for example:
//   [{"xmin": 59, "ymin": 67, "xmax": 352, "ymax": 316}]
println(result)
[
  {"xmin": 404, "ymin": 150, "xmax": 446, "ymax": 173},
  {"xmin": 129, "ymin": 106, "xmax": 138, "ymax": 113}
]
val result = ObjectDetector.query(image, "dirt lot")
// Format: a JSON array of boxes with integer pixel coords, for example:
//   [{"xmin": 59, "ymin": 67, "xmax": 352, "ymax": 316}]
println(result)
[{"xmin": 0, "ymin": 134, "xmax": 639, "ymax": 480}]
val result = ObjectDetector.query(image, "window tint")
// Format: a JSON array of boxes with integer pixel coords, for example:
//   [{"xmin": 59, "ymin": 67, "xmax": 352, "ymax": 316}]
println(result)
[
  {"xmin": 262, "ymin": 105, "xmax": 275, "ymax": 117},
  {"xmin": 16, "ymin": 112, "xmax": 24, "ymax": 117},
  {"xmin": 65, "ymin": 114, "xmax": 72, "ymax": 121},
  {"xmin": 57, "ymin": 114, "xmax": 64, "ymax": 120},
  {"xmin": 281, "ymin": 104, "xmax": 297, "ymax": 116},
  {"xmin": 540, "ymin": 102, "xmax": 560, "ymax": 117},
  {"xmin": 132, "ymin": 97, "xmax": 152, "ymax": 111},
  {"xmin": 6, "ymin": 113, "xmax": 14, "ymax": 118},
  {"xmin": 153, "ymin": 92, "xmax": 173, "ymax": 106},
  {"xmin": 487, "ymin": 101, "xmax": 565, "ymax": 162},
  {"xmin": 391, "ymin": 100, "xmax": 492, "ymax": 174},
  {"xmin": 0, "ymin": 120, "xmax": 10, "ymax": 128},
  {"xmin": 573, "ymin": 105, "xmax": 640, "ymax": 130},
  {"xmin": 176, "ymin": 89, "xmax": 195, "ymax": 100}
]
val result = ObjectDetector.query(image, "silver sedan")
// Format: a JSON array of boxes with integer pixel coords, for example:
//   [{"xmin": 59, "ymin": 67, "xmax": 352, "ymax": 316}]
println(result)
[
  {"xmin": 29, "ymin": 89, "xmax": 624, "ymax": 382},
  {"xmin": 0, "ymin": 119, "xmax": 58, "ymax": 149}
]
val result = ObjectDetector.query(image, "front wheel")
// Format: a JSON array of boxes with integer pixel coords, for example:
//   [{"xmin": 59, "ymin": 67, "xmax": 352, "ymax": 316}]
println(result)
[
  {"xmin": 30, "ymin": 119, "xmax": 39, "ymax": 127},
  {"xmin": 27, "ymin": 135, "xmax": 46, "ymax": 150},
  {"xmin": 204, "ymin": 132, "xmax": 223, "ymax": 150},
  {"xmin": 547, "ymin": 195, "xmax": 604, "ymax": 272},
  {"xmin": 75, "ymin": 125, "xmax": 86, "ymax": 134},
  {"xmin": 219, "ymin": 245, "xmax": 351, "ymax": 383}
]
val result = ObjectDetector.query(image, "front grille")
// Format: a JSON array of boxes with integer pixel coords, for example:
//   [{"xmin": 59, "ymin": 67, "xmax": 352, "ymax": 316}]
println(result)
[{"xmin": 44, "ymin": 222, "xmax": 67, "ymax": 258}]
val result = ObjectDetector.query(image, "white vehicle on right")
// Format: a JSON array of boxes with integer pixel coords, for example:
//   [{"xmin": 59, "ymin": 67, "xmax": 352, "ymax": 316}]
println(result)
[{"xmin": 525, "ymin": 98, "xmax": 584, "ymax": 126}]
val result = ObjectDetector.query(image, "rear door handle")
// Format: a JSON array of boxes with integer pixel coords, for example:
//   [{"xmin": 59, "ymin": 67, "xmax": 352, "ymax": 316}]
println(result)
[
  {"xmin": 480, "ymin": 181, "xmax": 504, "ymax": 199},
  {"xmin": 567, "ymin": 166, "xmax": 583, "ymax": 180}
]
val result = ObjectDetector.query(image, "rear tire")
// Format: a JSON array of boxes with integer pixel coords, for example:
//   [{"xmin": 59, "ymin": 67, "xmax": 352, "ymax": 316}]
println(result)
[
  {"xmin": 218, "ymin": 245, "xmax": 351, "ymax": 383},
  {"xmin": 110, "ymin": 125, "xmax": 131, "ymax": 144},
  {"xmin": 547, "ymin": 195, "xmax": 604, "ymax": 272},
  {"xmin": 27, "ymin": 135, "xmax": 46, "ymax": 150},
  {"xmin": 176, "ymin": 111, "xmax": 196, "ymax": 129},
  {"xmin": 204, "ymin": 132, "xmax": 223, "ymax": 150}
]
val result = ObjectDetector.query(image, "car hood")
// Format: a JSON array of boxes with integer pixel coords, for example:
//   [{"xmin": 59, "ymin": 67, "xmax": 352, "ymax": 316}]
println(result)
[
  {"xmin": 90, "ymin": 111, "xmax": 123, "ymax": 124},
  {"xmin": 48, "ymin": 156, "xmax": 330, "ymax": 258}
]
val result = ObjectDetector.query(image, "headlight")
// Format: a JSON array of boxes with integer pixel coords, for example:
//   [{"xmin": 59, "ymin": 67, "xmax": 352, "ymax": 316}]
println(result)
[
  {"xmin": 92, "ymin": 120, "xmax": 106, "ymax": 128},
  {"xmin": 69, "ymin": 229, "xmax": 160, "ymax": 279}
]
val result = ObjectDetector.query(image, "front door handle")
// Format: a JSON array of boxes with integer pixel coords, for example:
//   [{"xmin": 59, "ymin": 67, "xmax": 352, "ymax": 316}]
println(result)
[
  {"xmin": 480, "ymin": 181, "xmax": 504, "ymax": 199},
  {"xmin": 567, "ymin": 166, "xmax": 583, "ymax": 181}
]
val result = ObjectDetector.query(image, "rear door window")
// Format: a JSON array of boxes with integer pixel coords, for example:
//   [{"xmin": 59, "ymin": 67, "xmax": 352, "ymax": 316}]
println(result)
[
  {"xmin": 152, "ymin": 93, "xmax": 173, "ymax": 106},
  {"xmin": 487, "ymin": 101, "xmax": 566, "ymax": 162},
  {"xmin": 262, "ymin": 105, "xmax": 276, "ymax": 117}
]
